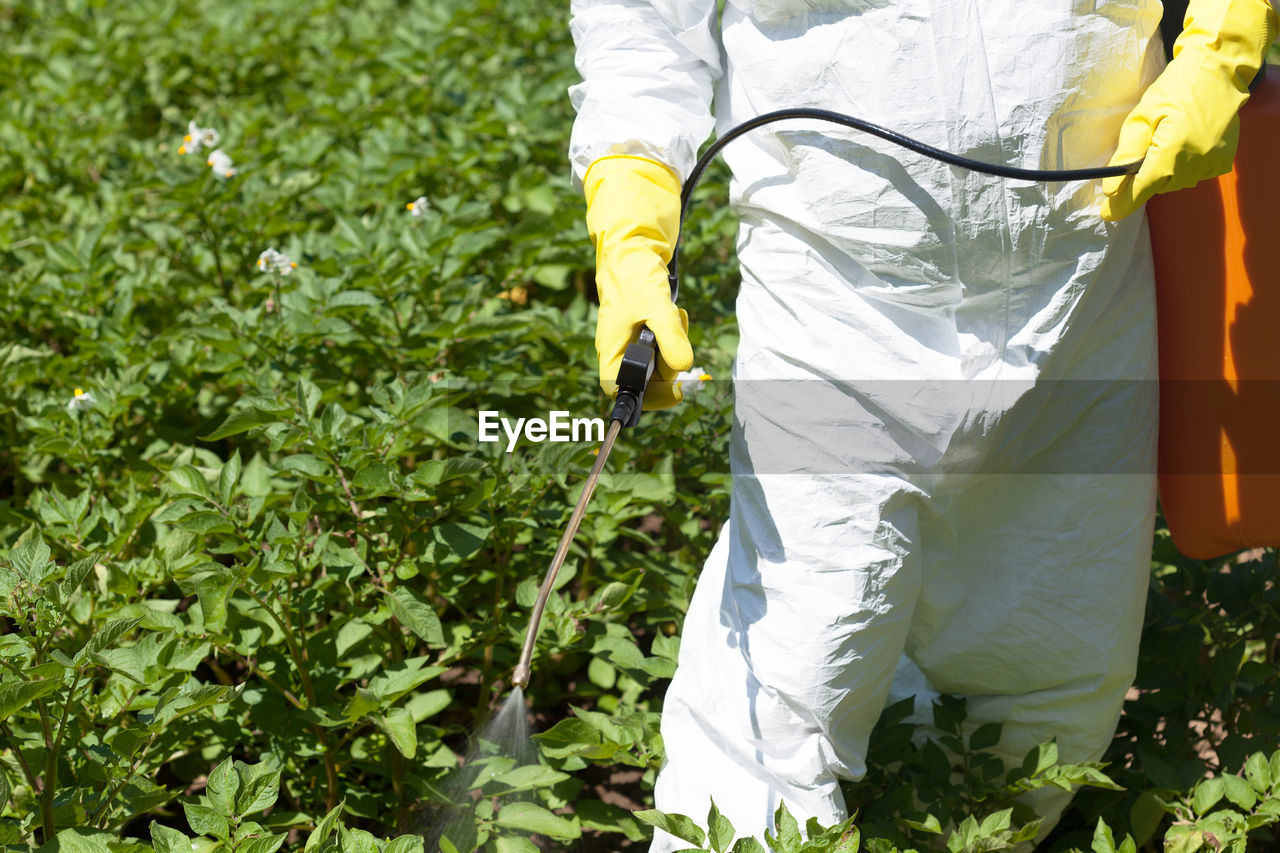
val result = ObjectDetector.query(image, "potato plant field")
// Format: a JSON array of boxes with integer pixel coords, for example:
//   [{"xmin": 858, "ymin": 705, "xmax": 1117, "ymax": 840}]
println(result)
[{"xmin": 3, "ymin": 1, "xmax": 1280, "ymax": 851}]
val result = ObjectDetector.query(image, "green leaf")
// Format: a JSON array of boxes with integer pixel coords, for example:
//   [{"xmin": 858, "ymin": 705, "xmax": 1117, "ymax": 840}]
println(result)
[
  {"xmin": 978, "ymin": 808, "xmax": 1012, "ymax": 836},
  {"xmin": 239, "ymin": 835, "xmax": 288, "ymax": 853},
  {"xmin": 327, "ymin": 290, "xmax": 381, "ymax": 311},
  {"xmin": 193, "ymin": 569, "xmax": 237, "ymax": 633},
  {"xmin": 730, "ymin": 838, "xmax": 768, "ymax": 853},
  {"xmin": 7, "ymin": 535, "xmax": 52, "ymax": 581},
  {"xmin": 177, "ymin": 510, "xmax": 236, "ymax": 535},
  {"xmin": 634, "ymin": 809, "xmax": 706, "ymax": 847},
  {"xmin": 278, "ymin": 454, "xmax": 330, "ymax": 478},
  {"xmin": 383, "ymin": 837, "xmax": 425, "ymax": 853},
  {"xmin": 1192, "ymin": 777, "xmax": 1225, "ymax": 815},
  {"xmin": 333, "ymin": 214, "xmax": 372, "ymax": 249},
  {"xmin": 218, "ymin": 450, "xmax": 242, "ymax": 505},
  {"xmin": 0, "ymin": 679, "xmax": 60, "ymax": 722},
  {"xmin": 575, "ymin": 799, "xmax": 648, "ymax": 842},
  {"xmin": 297, "ymin": 376, "xmax": 322, "ymax": 419},
  {"xmin": 378, "ymin": 706, "xmax": 418, "ymax": 759},
  {"xmin": 385, "ymin": 586, "xmax": 444, "ymax": 647},
  {"xmin": 1128, "ymin": 790, "xmax": 1168, "ymax": 846},
  {"xmin": 494, "ymin": 802, "xmax": 581, "ymax": 840},
  {"xmin": 201, "ymin": 407, "xmax": 285, "ymax": 441},
  {"xmin": 405, "ymin": 688, "xmax": 451, "ymax": 722},
  {"xmin": 366, "ymin": 659, "xmax": 446, "ymax": 703},
  {"xmin": 37, "ymin": 827, "xmax": 122, "ymax": 852},
  {"xmin": 149, "ymin": 822, "xmax": 192, "ymax": 853},
  {"xmin": 96, "ymin": 646, "xmax": 148, "ymax": 683},
  {"xmin": 58, "ymin": 555, "xmax": 96, "ymax": 602},
  {"xmin": 234, "ymin": 761, "xmax": 282, "ymax": 816},
  {"xmin": 969, "ymin": 722, "xmax": 1002, "ymax": 752},
  {"xmin": 903, "ymin": 813, "xmax": 943, "ymax": 834},
  {"xmin": 533, "ymin": 717, "xmax": 602, "ymax": 758},
  {"xmin": 1023, "ymin": 741, "xmax": 1059, "ymax": 777},
  {"xmin": 343, "ymin": 687, "xmax": 383, "ymax": 719},
  {"xmin": 78, "ymin": 616, "xmax": 142, "ymax": 663},
  {"xmin": 1091, "ymin": 818, "xmax": 1118, "ymax": 853},
  {"xmin": 352, "ymin": 462, "xmax": 394, "ymax": 491},
  {"xmin": 770, "ymin": 800, "xmax": 802, "ymax": 851},
  {"xmin": 184, "ymin": 802, "xmax": 229, "ymax": 840},
  {"xmin": 492, "ymin": 838, "xmax": 538, "ymax": 853},
  {"xmin": 338, "ymin": 826, "xmax": 382, "ymax": 853},
  {"xmin": 335, "ymin": 619, "xmax": 375, "ymax": 657},
  {"xmin": 433, "ymin": 522, "xmax": 490, "ymax": 560},
  {"xmin": 1223, "ymin": 773, "xmax": 1257, "ymax": 810},
  {"xmin": 707, "ymin": 798, "xmax": 735, "ymax": 853},
  {"xmin": 1163, "ymin": 828, "xmax": 1207, "ymax": 853},
  {"xmin": 304, "ymin": 799, "xmax": 346, "ymax": 851},
  {"xmin": 168, "ymin": 465, "xmax": 213, "ymax": 499},
  {"xmin": 207, "ymin": 758, "xmax": 240, "ymax": 818},
  {"xmin": 0, "ymin": 768, "xmax": 8, "ymax": 813},
  {"xmin": 490, "ymin": 764, "xmax": 571, "ymax": 793},
  {"xmin": 158, "ymin": 684, "xmax": 241, "ymax": 724},
  {"xmin": 1246, "ymin": 752, "xmax": 1273, "ymax": 793},
  {"xmin": 833, "ymin": 826, "xmax": 861, "ymax": 852}
]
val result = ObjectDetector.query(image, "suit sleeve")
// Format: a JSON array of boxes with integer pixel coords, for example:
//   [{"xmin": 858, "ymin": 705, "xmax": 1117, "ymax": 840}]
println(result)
[{"xmin": 568, "ymin": 0, "xmax": 723, "ymax": 184}]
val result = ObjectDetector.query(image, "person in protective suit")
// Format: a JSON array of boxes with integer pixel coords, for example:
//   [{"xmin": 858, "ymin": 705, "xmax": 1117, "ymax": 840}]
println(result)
[{"xmin": 567, "ymin": 0, "xmax": 1278, "ymax": 848}]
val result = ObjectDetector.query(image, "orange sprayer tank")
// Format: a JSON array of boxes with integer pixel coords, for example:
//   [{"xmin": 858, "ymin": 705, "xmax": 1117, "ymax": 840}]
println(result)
[{"xmin": 1147, "ymin": 67, "xmax": 1280, "ymax": 560}]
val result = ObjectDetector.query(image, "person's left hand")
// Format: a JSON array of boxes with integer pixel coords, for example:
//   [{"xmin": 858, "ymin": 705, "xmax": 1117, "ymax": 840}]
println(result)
[{"xmin": 1102, "ymin": 0, "xmax": 1278, "ymax": 221}]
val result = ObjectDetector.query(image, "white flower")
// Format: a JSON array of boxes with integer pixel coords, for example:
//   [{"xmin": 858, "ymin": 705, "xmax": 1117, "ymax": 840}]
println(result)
[
  {"xmin": 67, "ymin": 388, "xmax": 96, "ymax": 412},
  {"xmin": 179, "ymin": 120, "xmax": 220, "ymax": 155},
  {"xmin": 257, "ymin": 248, "xmax": 297, "ymax": 275},
  {"xmin": 406, "ymin": 196, "xmax": 430, "ymax": 217},
  {"xmin": 207, "ymin": 149, "xmax": 236, "ymax": 178},
  {"xmin": 675, "ymin": 367, "xmax": 713, "ymax": 393}
]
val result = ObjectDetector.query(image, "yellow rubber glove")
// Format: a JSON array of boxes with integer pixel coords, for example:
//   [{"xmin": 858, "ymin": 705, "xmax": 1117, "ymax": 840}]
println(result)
[
  {"xmin": 1102, "ymin": 0, "xmax": 1278, "ymax": 220},
  {"xmin": 584, "ymin": 155, "xmax": 693, "ymax": 410}
]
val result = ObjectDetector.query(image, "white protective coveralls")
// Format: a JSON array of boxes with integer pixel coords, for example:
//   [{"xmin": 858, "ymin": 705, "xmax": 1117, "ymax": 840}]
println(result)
[{"xmin": 569, "ymin": 0, "xmax": 1164, "ymax": 848}]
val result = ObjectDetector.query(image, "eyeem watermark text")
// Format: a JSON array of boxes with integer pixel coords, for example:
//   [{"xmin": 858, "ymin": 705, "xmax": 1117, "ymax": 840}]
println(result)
[{"xmin": 478, "ymin": 411, "xmax": 605, "ymax": 453}]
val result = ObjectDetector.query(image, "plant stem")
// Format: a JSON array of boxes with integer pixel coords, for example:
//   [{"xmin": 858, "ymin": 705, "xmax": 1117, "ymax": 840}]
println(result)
[
  {"xmin": 390, "ymin": 747, "xmax": 407, "ymax": 832},
  {"xmin": 244, "ymin": 588, "xmax": 338, "ymax": 810},
  {"xmin": 37, "ymin": 700, "xmax": 56, "ymax": 840},
  {"xmin": 387, "ymin": 623, "xmax": 408, "ymax": 830},
  {"xmin": 222, "ymin": 647, "xmax": 306, "ymax": 710},
  {"xmin": 477, "ymin": 643, "xmax": 494, "ymax": 714},
  {"xmin": 244, "ymin": 589, "xmax": 316, "ymax": 706},
  {"xmin": 91, "ymin": 730, "xmax": 159, "ymax": 827}
]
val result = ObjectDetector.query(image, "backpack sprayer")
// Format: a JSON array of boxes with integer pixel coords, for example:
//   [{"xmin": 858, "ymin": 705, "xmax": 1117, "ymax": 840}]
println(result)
[{"xmin": 509, "ymin": 110, "xmax": 1141, "ymax": 691}]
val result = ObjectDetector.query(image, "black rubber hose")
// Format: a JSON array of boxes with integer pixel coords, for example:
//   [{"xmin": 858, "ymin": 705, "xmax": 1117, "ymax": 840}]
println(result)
[{"xmin": 665, "ymin": 108, "xmax": 1144, "ymax": 301}]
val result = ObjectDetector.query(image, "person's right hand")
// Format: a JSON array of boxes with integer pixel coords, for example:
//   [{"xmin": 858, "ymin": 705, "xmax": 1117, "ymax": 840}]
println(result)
[{"xmin": 584, "ymin": 155, "xmax": 693, "ymax": 410}]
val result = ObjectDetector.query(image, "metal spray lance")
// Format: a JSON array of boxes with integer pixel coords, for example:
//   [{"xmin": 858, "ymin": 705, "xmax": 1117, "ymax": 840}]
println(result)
[{"xmin": 510, "ymin": 326, "xmax": 662, "ymax": 690}]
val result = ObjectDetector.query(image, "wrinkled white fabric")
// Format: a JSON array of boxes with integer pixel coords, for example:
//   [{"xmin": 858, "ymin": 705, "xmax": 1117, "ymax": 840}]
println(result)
[{"xmin": 569, "ymin": 1, "xmax": 1165, "ymax": 849}]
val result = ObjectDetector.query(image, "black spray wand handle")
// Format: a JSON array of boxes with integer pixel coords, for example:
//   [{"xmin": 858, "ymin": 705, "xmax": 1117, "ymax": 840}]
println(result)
[{"xmin": 608, "ymin": 327, "xmax": 659, "ymax": 428}]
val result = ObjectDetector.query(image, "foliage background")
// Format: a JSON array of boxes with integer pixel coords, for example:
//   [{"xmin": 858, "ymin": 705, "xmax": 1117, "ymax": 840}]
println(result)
[{"xmin": 1, "ymin": 0, "xmax": 1279, "ymax": 850}]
